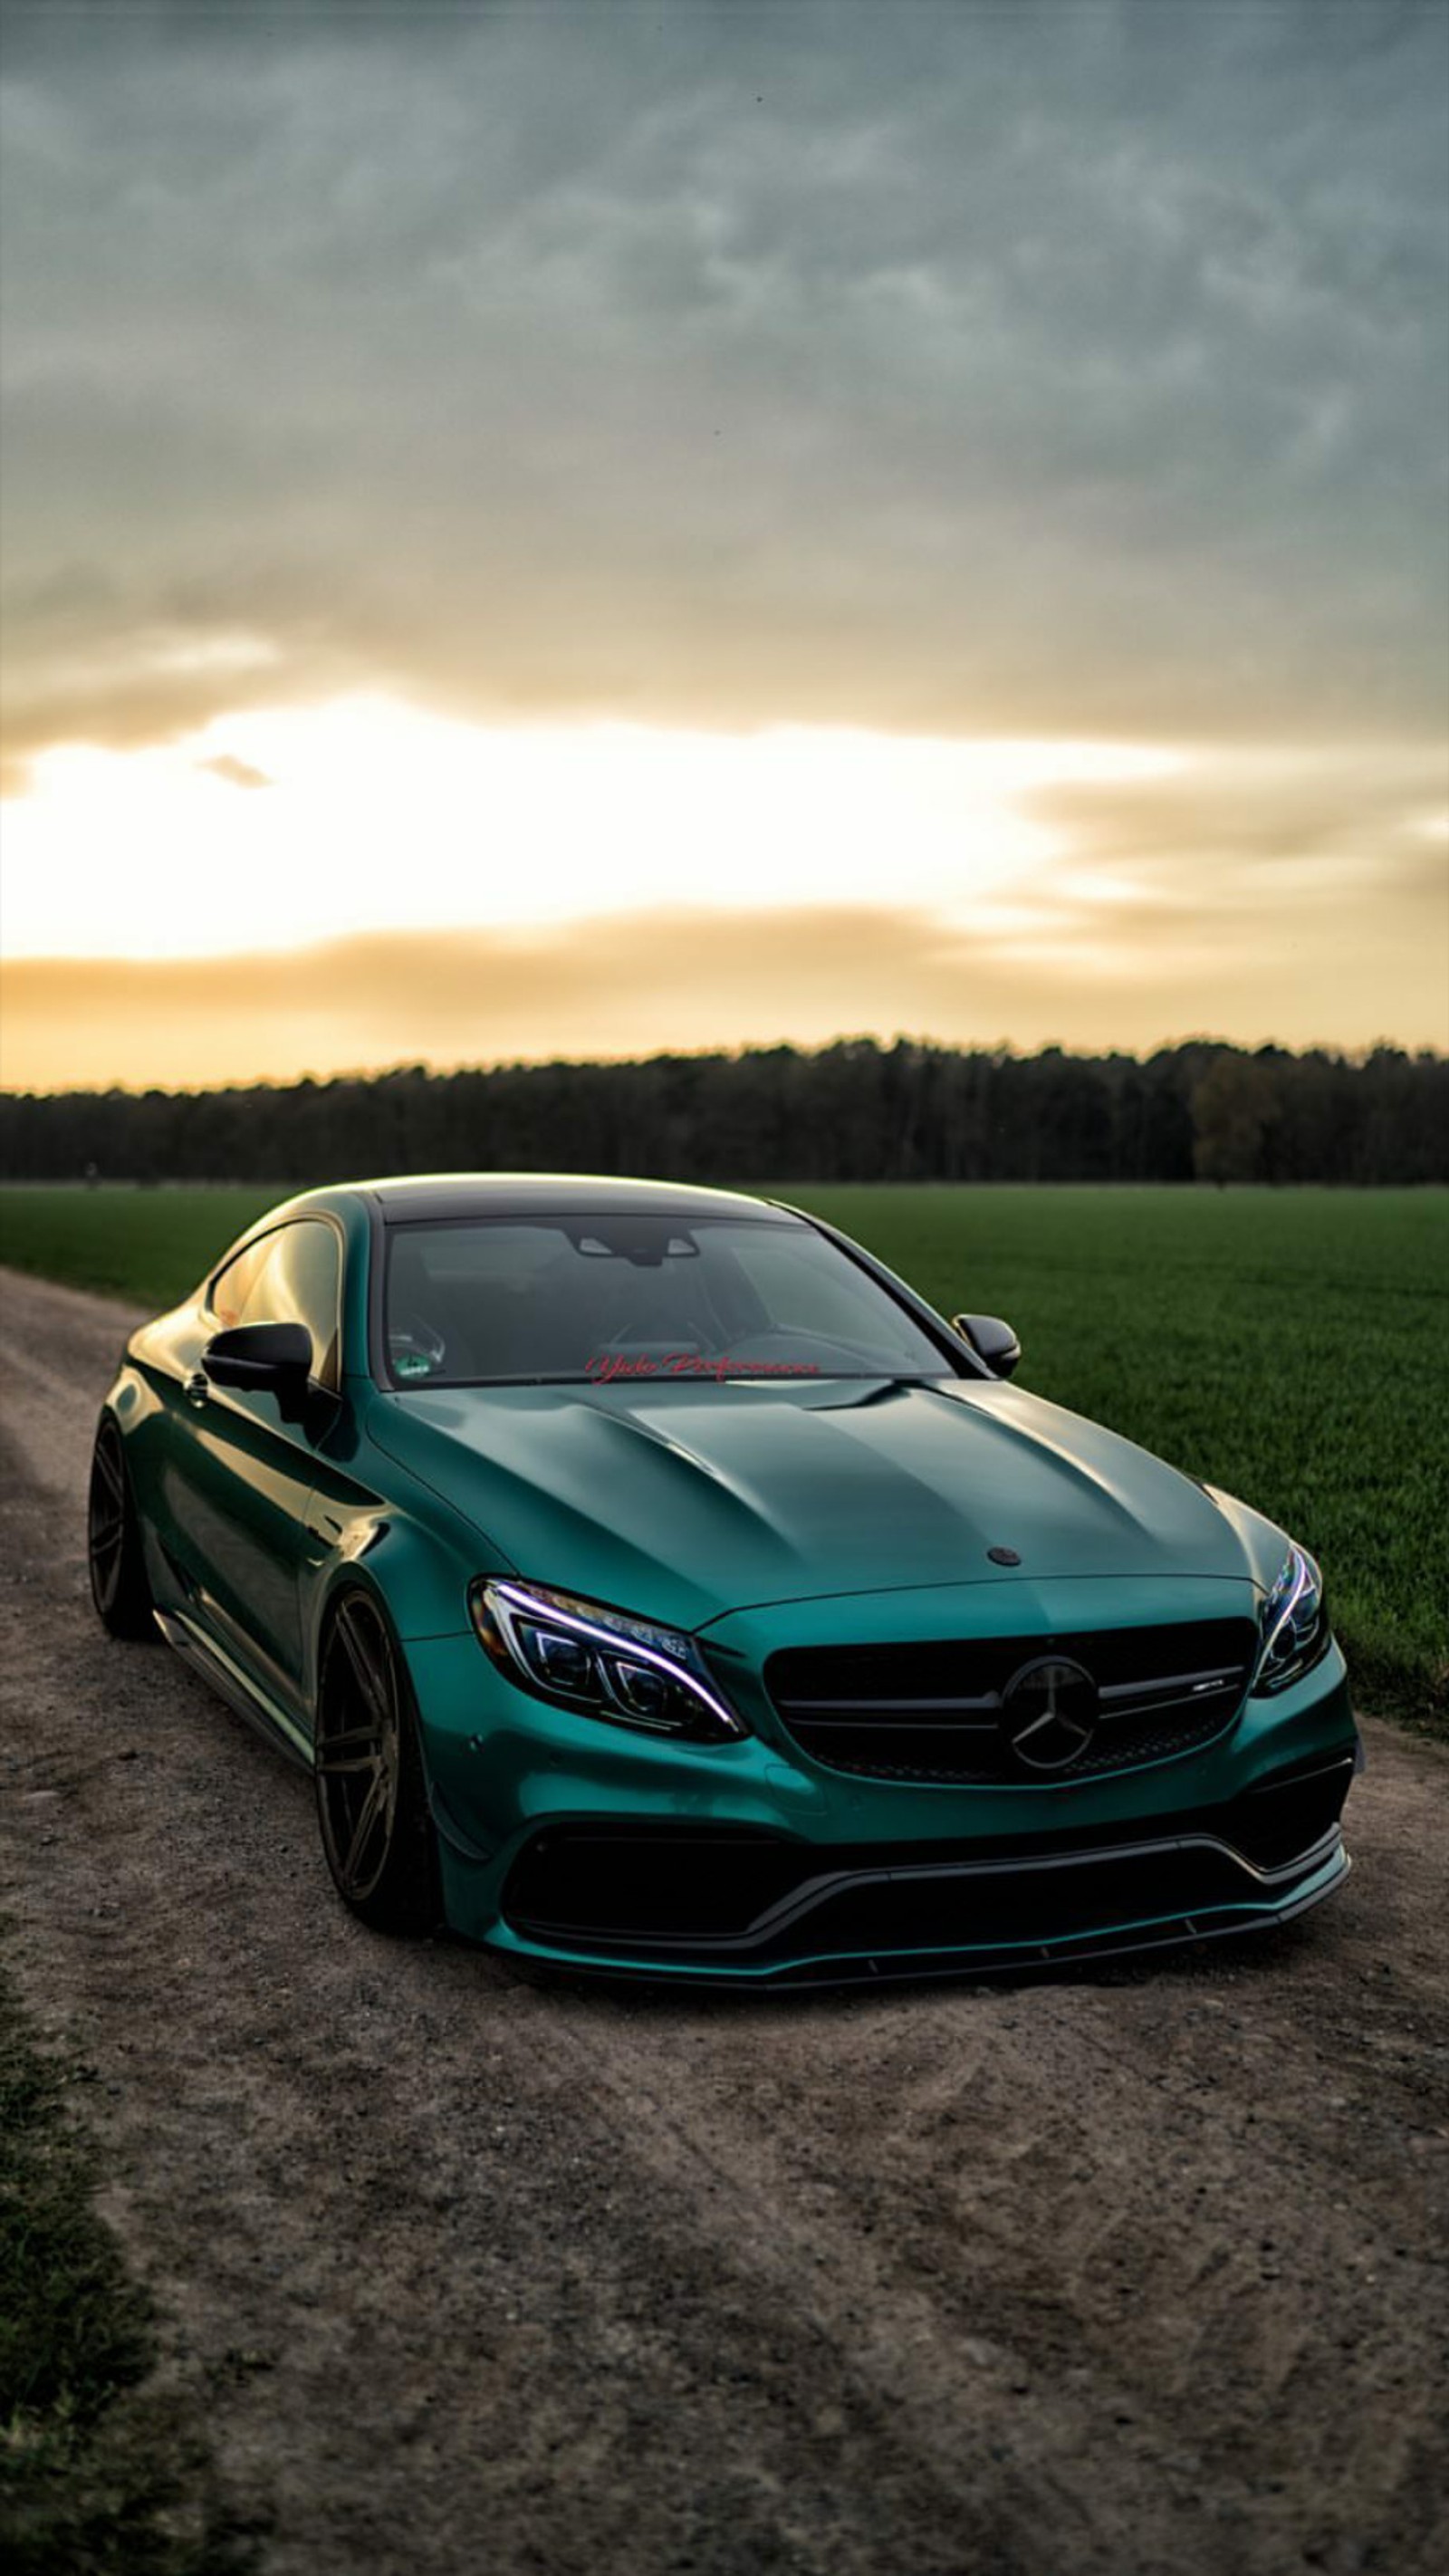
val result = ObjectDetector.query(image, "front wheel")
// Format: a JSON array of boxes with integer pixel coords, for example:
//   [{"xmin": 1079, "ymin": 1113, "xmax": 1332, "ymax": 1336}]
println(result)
[
  {"xmin": 87, "ymin": 1414, "xmax": 156, "ymax": 1640},
  {"xmin": 313, "ymin": 1591, "xmax": 439, "ymax": 1935}
]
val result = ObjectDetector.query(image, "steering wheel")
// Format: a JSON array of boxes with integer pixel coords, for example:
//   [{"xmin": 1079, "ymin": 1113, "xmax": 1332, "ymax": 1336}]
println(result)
[{"xmin": 598, "ymin": 1312, "xmax": 710, "ymax": 1359}]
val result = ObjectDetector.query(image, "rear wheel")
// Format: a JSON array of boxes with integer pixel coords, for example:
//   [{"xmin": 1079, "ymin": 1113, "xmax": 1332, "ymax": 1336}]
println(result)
[
  {"xmin": 87, "ymin": 1414, "xmax": 156, "ymax": 1639},
  {"xmin": 314, "ymin": 1591, "xmax": 439, "ymax": 1934}
]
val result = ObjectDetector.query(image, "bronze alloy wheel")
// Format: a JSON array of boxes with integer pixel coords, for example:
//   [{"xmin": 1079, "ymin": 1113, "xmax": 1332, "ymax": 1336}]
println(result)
[{"xmin": 314, "ymin": 1591, "xmax": 437, "ymax": 1932}]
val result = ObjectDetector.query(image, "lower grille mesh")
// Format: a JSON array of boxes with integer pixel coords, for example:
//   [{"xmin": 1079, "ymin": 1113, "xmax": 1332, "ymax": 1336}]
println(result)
[{"xmin": 499, "ymin": 1749, "xmax": 1356, "ymax": 1957}]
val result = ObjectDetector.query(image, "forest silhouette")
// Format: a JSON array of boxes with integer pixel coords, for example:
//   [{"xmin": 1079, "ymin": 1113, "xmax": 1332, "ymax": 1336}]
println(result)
[{"xmin": 3, "ymin": 1039, "xmax": 1444, "ymax": 1187}]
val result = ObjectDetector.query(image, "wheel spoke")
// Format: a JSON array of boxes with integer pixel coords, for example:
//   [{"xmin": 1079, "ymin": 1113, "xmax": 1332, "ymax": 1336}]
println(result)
[
  {"xmin": 91, "ymin": 1508, "xmax": 124, "ymax": 1552},
  {"xmin": 342, "ymin": 1768, "xmax": 388, "ymax": 1884},
  {"xmin": 319, "ymin": 1720, "xmax": 382, "ymax": 1759},
  {"xmin": 336, "ymin": 1609, "xmax": 392, "ymax": 1729},
  {"xmin": 317, "ymin": 1599, "xmax": 412, "ymax": 1906}
]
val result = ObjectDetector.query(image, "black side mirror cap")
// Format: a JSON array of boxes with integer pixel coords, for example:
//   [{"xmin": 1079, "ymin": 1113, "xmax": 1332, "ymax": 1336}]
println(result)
[
  {"xmin": 202, "ymin": 1321, "xmax": 312, "ymax": 1396},
  {"xmin": 951, "ymin": 1312, "xmax": 1022, "ymax": 1379}
]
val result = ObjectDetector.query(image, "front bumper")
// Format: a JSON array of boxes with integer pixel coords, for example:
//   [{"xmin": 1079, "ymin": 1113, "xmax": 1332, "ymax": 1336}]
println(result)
[{"xmin": 408, "ymin": 1588, "xmax": 1358, "ymax": 1985}]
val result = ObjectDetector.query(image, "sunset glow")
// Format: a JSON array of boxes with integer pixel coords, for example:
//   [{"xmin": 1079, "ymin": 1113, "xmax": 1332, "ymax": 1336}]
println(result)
[
  {"xmin": 1, "ymin": 0, "xmax": 1445, "ymax": 1089},
  {"xmin": 2, "ymin": 706, "xmax": 1181, "ymax": 959}
]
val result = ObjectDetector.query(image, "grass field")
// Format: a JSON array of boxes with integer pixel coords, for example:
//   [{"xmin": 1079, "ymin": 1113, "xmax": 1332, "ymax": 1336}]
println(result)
[{"xmin": 2, "ymin": 1181, "xmax": 1444, "ymax": 1725}]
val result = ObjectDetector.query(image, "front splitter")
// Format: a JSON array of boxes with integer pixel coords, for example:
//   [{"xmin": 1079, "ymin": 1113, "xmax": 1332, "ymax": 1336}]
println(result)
[{"xmin": 483, "ymin": 1835, "xmax": 1350, "ymax": 1990}]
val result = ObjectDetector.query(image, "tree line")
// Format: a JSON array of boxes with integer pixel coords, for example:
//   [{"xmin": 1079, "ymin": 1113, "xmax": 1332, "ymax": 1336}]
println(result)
[{"xmin": 1, "ymin": 1040, "xmax": 1444, "ymax": 1187}]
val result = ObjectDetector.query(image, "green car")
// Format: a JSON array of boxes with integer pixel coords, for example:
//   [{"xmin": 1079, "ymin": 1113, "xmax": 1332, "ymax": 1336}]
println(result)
[{"xmin": 89, "ymin": 1175, "xmax": 1358, "ymax": 1983}]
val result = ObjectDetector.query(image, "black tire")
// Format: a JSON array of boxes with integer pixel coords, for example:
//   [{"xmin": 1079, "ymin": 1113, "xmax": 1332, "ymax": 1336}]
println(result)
[
  {"xmin": 313, "ymin": 1590, "xmax": 439, "ymax": 1935},
  {"xmin": 87, "ymin": 1413, "xmax": 156, "ymax": 1640}
]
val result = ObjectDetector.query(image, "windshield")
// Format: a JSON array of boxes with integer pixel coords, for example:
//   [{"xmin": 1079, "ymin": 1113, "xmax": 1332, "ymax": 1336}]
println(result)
[{"xmin": 382, "ymin": 1214, "xmax": 959, "ymax": 1388}]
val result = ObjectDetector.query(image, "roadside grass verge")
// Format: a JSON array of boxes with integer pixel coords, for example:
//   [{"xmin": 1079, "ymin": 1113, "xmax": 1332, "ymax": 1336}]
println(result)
[
  {"xmin": 2, "ymin": 1180, "xmax": 1444, "ymax": 1732},
  {"xmin": 0, "ymin": 1958, "xmax": 259, "ymax": 2575}
]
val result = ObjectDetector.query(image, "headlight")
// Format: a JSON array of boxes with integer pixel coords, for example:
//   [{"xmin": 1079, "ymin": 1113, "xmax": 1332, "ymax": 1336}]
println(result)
[
  {"xmin": 1252, "ymin": 1544, "xmax": 1329, "ymax": 1695},
  {"xmin": 469, "ymin": 1578, "xmax": 746, "ymax": 1744}
]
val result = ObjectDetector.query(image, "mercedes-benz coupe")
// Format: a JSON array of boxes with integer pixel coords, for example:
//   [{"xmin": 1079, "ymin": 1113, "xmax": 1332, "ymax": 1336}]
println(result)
[{"xmin": 89, "ymin": 1176, "xmax": 1358, "ymax": 1983}]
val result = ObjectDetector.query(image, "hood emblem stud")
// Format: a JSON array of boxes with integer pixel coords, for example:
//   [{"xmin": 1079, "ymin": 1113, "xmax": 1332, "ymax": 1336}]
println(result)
[{"xmin": 986, "ymin": 1545, "xmax": 1022, "ymax": 1567}]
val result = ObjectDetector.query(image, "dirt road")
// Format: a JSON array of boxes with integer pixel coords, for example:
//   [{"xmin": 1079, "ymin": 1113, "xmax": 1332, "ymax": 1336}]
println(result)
[{"xmin": 1, "ymin": 1265, "xmax": 1445, "ymax": 2576}]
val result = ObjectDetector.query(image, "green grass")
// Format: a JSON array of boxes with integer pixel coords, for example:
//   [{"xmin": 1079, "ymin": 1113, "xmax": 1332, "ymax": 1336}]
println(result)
[
  {"xmin": 2, "ymin": 1181, "xmax": 1445, "ymax": 1726},
  {"xmin": 781, "ymin": 1185, "xmax": 1449, "ymax": 1731},
  {"xmin": 0, "ymin": 1961, "xmax": 260, "ymax": 2574},
  {"xmin": 0, "ymin": 1187, "xmax": 283, "ymax": 1309}
]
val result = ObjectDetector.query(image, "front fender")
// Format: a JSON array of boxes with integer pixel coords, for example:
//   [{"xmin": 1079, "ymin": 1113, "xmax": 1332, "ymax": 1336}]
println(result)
[
  {"xmin": 298, "ymin": 1413, "xmax": 509, "ymax": 1718},
  {"xmin": 102, "ymin": 1350, "xmax": 172, "ymax": 1451},
  {"xmin": 300, "ymin": 1533, "xmax": 474, "ymax": 1806}
]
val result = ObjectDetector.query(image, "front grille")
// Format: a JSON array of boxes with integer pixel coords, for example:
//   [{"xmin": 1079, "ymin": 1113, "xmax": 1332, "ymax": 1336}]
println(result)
[{"xmin": 764, "ymin": 1619, "xmax": 1259, "ymax": 1784}]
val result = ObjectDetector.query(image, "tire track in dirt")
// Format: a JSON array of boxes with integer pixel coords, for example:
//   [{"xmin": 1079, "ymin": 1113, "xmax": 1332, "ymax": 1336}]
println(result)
[{"xmin": 2, "ymin": 1266, "xmax": 1446, "ymax": 2575}]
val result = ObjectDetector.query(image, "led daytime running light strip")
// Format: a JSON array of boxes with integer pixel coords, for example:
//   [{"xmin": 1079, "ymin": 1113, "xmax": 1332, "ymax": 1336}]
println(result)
[
  {"xmin": 484, "ymin": 1579, "xmax": 746, "ymax": 1737},
  {"xmin": 1255, "ymin": 1547, "xmax": 1320, "ymax": 1690}
]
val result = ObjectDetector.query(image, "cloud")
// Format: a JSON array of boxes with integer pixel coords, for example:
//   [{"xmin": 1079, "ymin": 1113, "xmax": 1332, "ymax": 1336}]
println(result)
[
  {"xmin": 196, "ymin": 753, "xmax": 273, "ymax": 790},
  {"xmin": 2, "ymin": 0, "xmax": 1446, "ymax": 776},
  {"xmin": 3, "ymin": 710, "xmax": 1445, "ymax": 1080},
  {"xmin": 5, "ymin": 849, "xmax": 1446, "ymax": 1096}
]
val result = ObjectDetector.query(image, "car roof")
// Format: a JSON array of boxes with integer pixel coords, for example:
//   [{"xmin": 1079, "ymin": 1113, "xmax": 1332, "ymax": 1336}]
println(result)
[{"xmin": 351, "ymin": 1173, "xmax": 792, "ymax": 1226}]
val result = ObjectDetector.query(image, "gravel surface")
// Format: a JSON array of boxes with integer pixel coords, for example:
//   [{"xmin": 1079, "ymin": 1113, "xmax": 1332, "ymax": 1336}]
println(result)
[{"xmin": 2, "ymin": 1264, "xmax": 1446, "ymax": 2576}]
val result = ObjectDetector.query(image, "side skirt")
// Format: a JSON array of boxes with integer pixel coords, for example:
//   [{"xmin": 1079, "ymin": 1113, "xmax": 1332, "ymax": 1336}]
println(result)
[{"xmin": 154, "ymin": 1607, "xmax": 312, "ymax": 1773}]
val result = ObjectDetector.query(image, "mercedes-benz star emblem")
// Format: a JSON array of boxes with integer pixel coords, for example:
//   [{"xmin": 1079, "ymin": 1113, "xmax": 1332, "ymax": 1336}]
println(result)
[{"xmin": 1003, "ymin": 1655, "xmax": 1099, "ymax": 1773}]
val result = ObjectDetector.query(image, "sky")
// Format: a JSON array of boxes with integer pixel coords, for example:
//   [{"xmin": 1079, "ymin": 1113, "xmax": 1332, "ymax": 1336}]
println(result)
[{"xmin": 1, "ymin": 0, "xmax": 1446, "ymax": 1091}]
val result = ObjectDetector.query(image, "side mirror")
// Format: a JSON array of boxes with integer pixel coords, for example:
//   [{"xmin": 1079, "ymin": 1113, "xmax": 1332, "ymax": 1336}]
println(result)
[
  {"xmin": 202, "ymin": 1321, "xmax": 312, "ymax": 1400},
  {"xmin": 951, "ymin": 1312, "xmax": 1022, "ymax": 1379}
]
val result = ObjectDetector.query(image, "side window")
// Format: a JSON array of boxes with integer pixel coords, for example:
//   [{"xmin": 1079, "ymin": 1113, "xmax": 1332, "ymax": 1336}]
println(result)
[
  {"xmin": 211, "ymin": 1238, "xmax": 269, "ymax": 1330},
  {"xmin": 210, "ymin": 1223, "xmax": 342, "ymax": 1389}
]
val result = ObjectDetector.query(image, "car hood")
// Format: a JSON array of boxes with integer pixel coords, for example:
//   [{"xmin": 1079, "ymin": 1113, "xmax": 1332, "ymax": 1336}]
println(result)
[{"xmin": 366, "ymin": 1374, "xmax": 1265, "ymax": 1633}]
